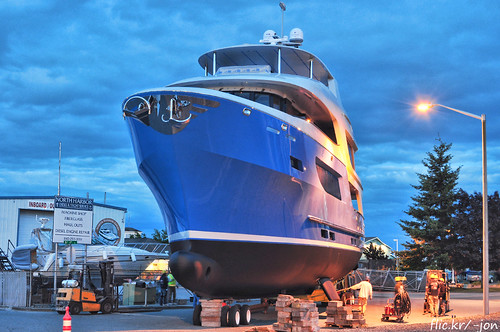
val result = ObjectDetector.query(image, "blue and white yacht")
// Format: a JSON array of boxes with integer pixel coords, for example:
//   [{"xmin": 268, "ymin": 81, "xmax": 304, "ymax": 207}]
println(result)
[{"xmin": 122, "ymin": 28, "xmax": 364, "ymax": 299}]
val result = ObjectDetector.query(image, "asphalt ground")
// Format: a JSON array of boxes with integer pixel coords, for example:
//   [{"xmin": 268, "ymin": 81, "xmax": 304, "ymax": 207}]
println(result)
[{"xmin": 0, "ymin": 291, "xmax": 499, "ymax": 331}]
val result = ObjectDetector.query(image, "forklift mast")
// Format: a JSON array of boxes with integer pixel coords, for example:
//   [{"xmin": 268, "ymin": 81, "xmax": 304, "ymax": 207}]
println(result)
[{"xmin": 99, "ymin": 261, "xmax": 114, "ymax": 297}]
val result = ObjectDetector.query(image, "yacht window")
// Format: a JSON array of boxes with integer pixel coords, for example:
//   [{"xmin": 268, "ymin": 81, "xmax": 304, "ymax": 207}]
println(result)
[
  {"xmin": 232, "ymin": 91, "xmax": 252, "ymax": 100},
  {"xmin": 321, "ymin": 229, "xmax": 329, "ymax": 239},
  {"xmin": 316, "ymin": 158, "xmax": 342, "ymax": 200},
  {"xmin": 290, "ymin": 156, "xmax": 304, "ymax": 172},
  {"xmin": 350, "ymin": 183, "xmax": 359, "ymax": 212},
  {"xmin": 315, "ymin": 120, "xmax": 337, "ymax": 144},
  {"xmin": 254, "ymin": 93, "xmax": 270, "ymax": 106},
  {"xmin": 348, "ymin": 142, "xmax": 355, "ymax": 169},
  {"xmin": 284, "ymin": 99, "xmax": 306, "ymax": 118},
  {"xmin": 228, "ymin": 90, "xmax": 307, "ymax": 118},
  {"xmin": 227, "ymin": 90, "xmax": 337, "ymax": 144},
  {"xmin": 271, "ymin": 95, "xmax": 282, "ymax": 110}
]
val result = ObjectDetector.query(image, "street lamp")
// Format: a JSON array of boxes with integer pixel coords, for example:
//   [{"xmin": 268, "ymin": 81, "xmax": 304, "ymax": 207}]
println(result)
[
  {"xmin": 416, "ymin": 102, "xmax": 489, "ymax": 315},
  {"xmin": 393, "ymin": 238, "xmax": 399, "ymax": 271}
]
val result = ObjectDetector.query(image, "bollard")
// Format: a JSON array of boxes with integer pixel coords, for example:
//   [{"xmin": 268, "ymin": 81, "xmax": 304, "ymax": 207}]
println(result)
[{"xmin": 63, "ymin": 306, "xmax": 72, "ymax": 332}]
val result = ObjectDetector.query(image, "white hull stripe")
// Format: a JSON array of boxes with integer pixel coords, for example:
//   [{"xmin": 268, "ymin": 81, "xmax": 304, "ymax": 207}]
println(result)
[{"xmin": 169, "ymin": 230, "xmax": 361, "ymax": 253}]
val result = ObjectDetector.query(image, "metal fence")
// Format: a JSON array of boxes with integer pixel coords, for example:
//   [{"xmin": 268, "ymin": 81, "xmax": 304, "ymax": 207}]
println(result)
[
  {"xmin": 351, "ymin": 268, "xmax": 428, "ymax": 292},
  {"xmin": 0, "ymin": 269, "xmax": 165, "ymax": 308},
  {"xmin": 0, "ymin": 271, "xmax": 28, "ymax": 307},
  {"xmin": 1, "ymin": 268, "xmax": 429, "ymax": 308},
  {"xmin": 124, "ymin": 242, "xmax": 169, "ymax": 254}
]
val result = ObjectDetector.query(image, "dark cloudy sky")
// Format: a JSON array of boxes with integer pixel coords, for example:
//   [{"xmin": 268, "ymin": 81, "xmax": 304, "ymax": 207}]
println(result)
[{"xmin": 2, "ymin": 1, "xmax": 499, "ymax": 250}]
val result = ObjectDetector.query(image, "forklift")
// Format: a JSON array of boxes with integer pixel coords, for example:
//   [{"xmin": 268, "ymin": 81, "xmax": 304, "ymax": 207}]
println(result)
[{"xmin": 56, "ymin": 261, "xmax": 117, "ymax": 315}]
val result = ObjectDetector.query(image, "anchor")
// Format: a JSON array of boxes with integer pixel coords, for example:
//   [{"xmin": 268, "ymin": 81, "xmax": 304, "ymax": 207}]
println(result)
[{"xmin": 162, "ymin": 95, "xmax": 192, "ymax": 123}]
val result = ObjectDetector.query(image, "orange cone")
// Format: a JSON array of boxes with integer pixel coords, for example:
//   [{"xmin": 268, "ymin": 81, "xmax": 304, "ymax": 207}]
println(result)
[{"xmin": 63, "ymin": 306, "xmax": 72, "ymax": 332}]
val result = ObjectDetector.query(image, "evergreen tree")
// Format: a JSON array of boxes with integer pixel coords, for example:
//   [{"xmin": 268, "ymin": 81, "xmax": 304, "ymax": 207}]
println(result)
[
  {"xmin": 363, "ymin": 242, "xmax": 388, "ymax": 260},
  {"xmin": 398, "ymin": 138, "xmax": 460, "ymax": 270},
  {"xmin": 489, "ymin": 192, "xmax": 500, "ymax": 271},
  {"xmin": 452, "ymin": 190, "xmax": 500, "ymax": 271},
  {"xmin": 449, "ymin": 189, "xmax": 482, "ymax": 270}
]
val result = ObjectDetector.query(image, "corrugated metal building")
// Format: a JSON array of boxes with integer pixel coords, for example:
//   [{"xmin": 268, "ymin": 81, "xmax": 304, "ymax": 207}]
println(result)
[{"xmin": 0, "ymin": 196, "xmax": 127, "ymax": 252}]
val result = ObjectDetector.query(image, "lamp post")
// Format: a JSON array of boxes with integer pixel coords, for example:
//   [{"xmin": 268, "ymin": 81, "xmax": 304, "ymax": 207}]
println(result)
[
  {"xmin": 417, "ymin": 102, "xmax": 488, "ymax": 315},
  {"xmin": 393, "ymin": 238, "xmax": 399, "ymax": 271}
]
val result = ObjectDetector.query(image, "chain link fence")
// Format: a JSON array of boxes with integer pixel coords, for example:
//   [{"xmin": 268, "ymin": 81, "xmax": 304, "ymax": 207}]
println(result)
[{"xmin": 1, "ymin": 268, "xmax": 430, "ymax": 308}]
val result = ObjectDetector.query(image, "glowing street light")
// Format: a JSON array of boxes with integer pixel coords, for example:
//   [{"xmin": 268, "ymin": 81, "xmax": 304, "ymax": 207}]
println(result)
[
  {"xmin": 417, "ymin": 103, "xmax": 432, "ymax": 112},
  {"xmin": 415, "ymin": 102, "xmax": 489, "ymax": 315},
  {"xmin": 416, "ymin": 103, "xmax": 484, "ymax": 121}
]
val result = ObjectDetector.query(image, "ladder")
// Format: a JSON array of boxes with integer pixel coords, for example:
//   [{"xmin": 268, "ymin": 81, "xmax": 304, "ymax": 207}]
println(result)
[{"xmin": 0, "ymin": 247, "xmax": 14, "ymax": 271}]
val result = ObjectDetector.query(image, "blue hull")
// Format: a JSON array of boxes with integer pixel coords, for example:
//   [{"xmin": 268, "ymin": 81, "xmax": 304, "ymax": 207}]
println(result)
[{"xmin": 125, "ymin": 89, "xmax": 362, "ymax": 297}]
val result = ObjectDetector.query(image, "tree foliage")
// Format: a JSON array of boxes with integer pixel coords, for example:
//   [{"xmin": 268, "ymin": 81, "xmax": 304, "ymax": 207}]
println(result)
[
  {"xmin": 449, "ymin": 189, "xmax": 482, "ymax": 270},
  {"xmin": 398, "ymin": 139, "xmax": 460, "ymax": 270},
  {"xmin": 130, "ymin": 231, "xmax": 146, "ymax": 239},
  {"xmin": 489, "ymin": 192, "xmax": 500, "ymax": 271},
  {"xmin": 152, "ymin": 228, "xmax": 169, "ymax": 243},
  {"xmin": 363, "ymin": 242, "xmax": 388, "ymax": 260},
  {"xmin": 452, "ymin": 190, "xmax": 500, "ymax": 271}
]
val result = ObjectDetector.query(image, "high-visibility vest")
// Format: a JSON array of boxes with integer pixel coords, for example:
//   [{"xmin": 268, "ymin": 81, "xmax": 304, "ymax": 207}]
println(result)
[{"xmin": 167, "ymin": 273, "xmax": 176, "ymax": 286}]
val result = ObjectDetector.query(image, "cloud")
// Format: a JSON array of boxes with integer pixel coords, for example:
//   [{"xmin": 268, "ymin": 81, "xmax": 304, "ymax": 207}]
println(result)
[{"xmin": 1, "ymin": 0, "xmax": 499, "ymax": 247}]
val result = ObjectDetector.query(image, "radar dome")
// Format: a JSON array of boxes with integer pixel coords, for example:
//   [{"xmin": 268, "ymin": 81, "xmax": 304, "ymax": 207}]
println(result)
[
  {"xmin": 289, "ymin": 28, "xmax": 304, "ymax": 43},
  {"xmin": 263, "ymin": 30, "xmax": 278, "ymax": 41}
]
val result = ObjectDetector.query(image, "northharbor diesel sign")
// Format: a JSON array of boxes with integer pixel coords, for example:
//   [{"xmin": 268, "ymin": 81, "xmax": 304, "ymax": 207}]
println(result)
[{"xmin": 53, "ymin": 195, "xmax": 94, "ymax": 244}]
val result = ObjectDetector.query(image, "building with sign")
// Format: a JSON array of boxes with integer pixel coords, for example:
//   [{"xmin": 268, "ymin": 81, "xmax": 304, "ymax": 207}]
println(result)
[{"xmin": 0, "ymin": 196, "xmax": 127, "ymax": 252}]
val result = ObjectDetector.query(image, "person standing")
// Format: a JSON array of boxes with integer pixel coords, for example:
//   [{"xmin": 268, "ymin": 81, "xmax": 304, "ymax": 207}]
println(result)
[
  {"xmin": 350, "ymin": 275, "xmax": 373, "ymax": 314},
  {"xmin": 438, "ymin": 277, "xmax": 447, "ymax": 316},
  {"xmin": 426, "ymin": 274, "xmax": 440, "ymax": 317},
  {"xmin": 394, "ymin": 281, "xmax": 404, "ymax": 295},
  {"xmin": 167, "ymin": 270, "xmax": 177, "ymax": 305},
  {"xmin": 159, "ymin": 272, "xmax": 168, "ymax": 305}
]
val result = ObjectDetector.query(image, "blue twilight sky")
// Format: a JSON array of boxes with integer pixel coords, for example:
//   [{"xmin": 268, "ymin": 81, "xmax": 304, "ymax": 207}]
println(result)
[{"xmin": 1, "ymin": 1, "xmax": 499, "ymax": 249}]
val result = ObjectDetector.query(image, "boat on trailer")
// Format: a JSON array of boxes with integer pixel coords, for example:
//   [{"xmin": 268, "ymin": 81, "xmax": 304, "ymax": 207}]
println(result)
[{"xmin": 122, "ymin": 27, "xmax": 364, "ymax": 300}]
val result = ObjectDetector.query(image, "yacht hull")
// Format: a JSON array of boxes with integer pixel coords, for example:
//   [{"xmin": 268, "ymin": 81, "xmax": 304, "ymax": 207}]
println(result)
[
  {"xmin": 170, "ymin": 239, "xmax": 361, "ymax": 298},
  {"xmin": 125, "ymin": 89, "xmax": 362, "ymax": 298}
]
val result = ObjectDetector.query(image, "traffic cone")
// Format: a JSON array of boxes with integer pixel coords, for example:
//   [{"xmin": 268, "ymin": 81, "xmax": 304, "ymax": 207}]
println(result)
[{"xmin": 63, "ymin": 306, "xmax": 72, "ymax": 332}]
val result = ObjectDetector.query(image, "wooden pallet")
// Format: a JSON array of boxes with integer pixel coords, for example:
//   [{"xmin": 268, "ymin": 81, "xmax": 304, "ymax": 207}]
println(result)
[
  {"xmin": 245, "ymin": 327, "xmax": 273, "ymax": 332},
  {"xmin": 324, "ymin": 322, "xmax": 364, "ymax": 329}
]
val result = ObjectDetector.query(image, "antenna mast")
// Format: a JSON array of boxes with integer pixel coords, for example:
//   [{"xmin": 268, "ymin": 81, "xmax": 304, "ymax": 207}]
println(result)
[
  {"xmin": 58, "ymin": 141, "xmax": 61, "ymax": 195},
  {"xmin": 279, "ymin": 2, "xmax": 286, "ymax": 37}
]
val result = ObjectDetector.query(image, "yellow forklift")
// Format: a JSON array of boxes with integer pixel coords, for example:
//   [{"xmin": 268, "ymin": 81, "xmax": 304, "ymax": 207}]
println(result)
[{"xmin": 56, "ymin": 261, "xmax": 117, "ymax": 315}]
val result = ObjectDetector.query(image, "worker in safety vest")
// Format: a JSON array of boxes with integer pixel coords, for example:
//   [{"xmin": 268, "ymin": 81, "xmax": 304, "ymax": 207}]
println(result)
[
  {"xmin": 394, "ymin": 276, "xmax": 407, "ymax": 295},
  {"xmin": 426, "ymin": 274, "xmax": 440, "ymax": 317},
  {"xmin": 167, "ymin": 270, "xmax": 177, "ymax": 305}
]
